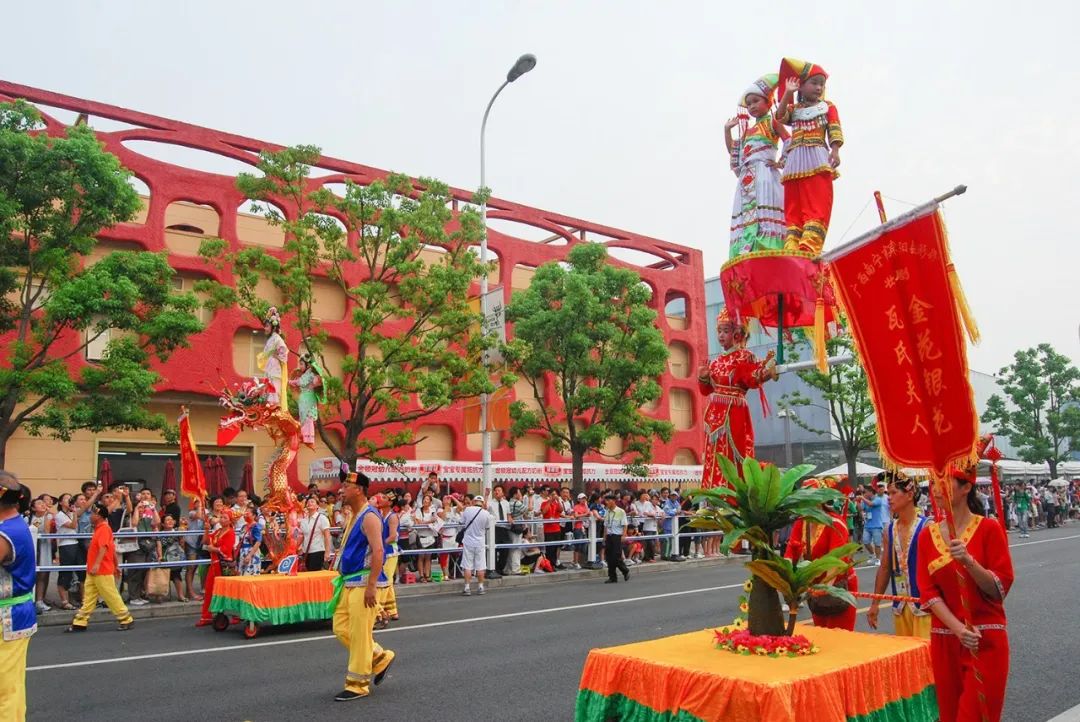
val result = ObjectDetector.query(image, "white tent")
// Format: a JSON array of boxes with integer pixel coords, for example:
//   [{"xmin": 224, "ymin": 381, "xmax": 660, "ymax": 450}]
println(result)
[{"xmin": 816, "ymin": 462, "xmax": 886, "ymax": 477}]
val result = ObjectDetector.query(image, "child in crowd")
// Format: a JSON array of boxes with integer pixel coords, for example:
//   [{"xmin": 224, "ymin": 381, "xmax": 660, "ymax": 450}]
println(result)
[{"xmin": 157, "ymin": 514, "xmax": 187, "ymax": 602}]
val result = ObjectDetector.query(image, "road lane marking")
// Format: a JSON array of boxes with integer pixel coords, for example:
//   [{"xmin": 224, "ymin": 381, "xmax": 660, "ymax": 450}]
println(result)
[
  {"xmin": 27, "ymin": 581, "xmax": 744, "ymax": 671},
  {"xmin": 1009, "ymin": 533, "xmax": 1080, "ymax": 548},
  {"xmin": 1046, "ymin": 701, "xmax": 1080, "ymax": 722}
]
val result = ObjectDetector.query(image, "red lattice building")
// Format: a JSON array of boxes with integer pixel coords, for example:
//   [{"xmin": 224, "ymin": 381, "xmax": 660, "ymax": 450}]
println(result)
[{"xmin": 0, "ymin": 80, "xmax": 707, "ymax": 497}]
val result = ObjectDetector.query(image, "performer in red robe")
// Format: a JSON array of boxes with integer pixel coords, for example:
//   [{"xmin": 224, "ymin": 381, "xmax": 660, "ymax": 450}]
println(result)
[
  {"xmin": 784, "ymin": 479, "xmax": 858, "ymax": 630},
  {"xmin": 197, "ymin": 509, "xmax": 237, "ymax": 627},
  {"xmin": 916, "ymin": 469, "xmax": 1013, "ymax": 722},
  {"xmin": 697, "ymin": 308, "xmax": 776, "ymax": 487}
]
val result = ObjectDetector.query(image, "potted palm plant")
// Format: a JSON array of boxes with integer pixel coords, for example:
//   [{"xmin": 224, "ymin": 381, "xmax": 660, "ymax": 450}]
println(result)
[{"xmin": 689, "ymin": 456, "xmax": 858, "ymax": 637}]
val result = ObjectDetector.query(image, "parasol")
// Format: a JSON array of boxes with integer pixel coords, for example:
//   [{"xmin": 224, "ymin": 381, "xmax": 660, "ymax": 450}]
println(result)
[
  {"xmin": 161, "ymin": 459, "xmax": 177, "ymax": 495},
  {"xmin": 98, "ymin": 458, "xmax": 113, "ymax": 487},
  {"xmin": 241, "ymin": 461, "xmax": 254, "ymax": 496}
]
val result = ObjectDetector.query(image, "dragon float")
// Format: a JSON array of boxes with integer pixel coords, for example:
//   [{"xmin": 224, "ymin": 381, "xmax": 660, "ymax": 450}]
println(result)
[{"xmin": 216, "ymin": 375, "xmax": 303, "ymax": 570}]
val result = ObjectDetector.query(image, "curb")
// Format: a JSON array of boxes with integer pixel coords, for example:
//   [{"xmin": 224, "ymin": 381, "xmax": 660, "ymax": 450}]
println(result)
[{"xmin": 34, "ymin": 555, "xmax": 743, "ymax": 628}]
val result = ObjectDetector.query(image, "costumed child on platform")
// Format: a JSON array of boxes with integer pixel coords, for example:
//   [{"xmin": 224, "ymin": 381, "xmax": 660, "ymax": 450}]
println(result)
[
  {"xmin": 916, "ymin": 467, "xmax": 1013, "ymax": 722},
  {"xmin": 696, "ymin": 309, "xmax": 777, "ymax": 487},
  {"xmin": 725, "ymin": 73, "xmax": 787, "ymax": 259},
  {"xmin": 290, "ymin": 352, "xmax": 327, "ymax": 449},
  {"xmin": 783, "ymin": 478, "xmax": 859, "ymax": 631},
  {"xmin": 257, "ymin": 307, "xmax": 289, "ymax": 406},
  {"xmin": 868, "ymin": 471, "xmax": 931, "ymax": 639},
  {"xmin": 775, "ymin": 57, "xmax": 843, "ymax": 255}
]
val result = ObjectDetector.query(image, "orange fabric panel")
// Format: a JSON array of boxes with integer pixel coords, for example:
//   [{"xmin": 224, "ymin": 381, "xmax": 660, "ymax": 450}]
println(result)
[
  {"xmin": 578, "ymin": 625, "xmax": 933, "ymax": 722},
  {"xmin": 212, "ymin": 570, "xmax": 339, "ymax": 607}
]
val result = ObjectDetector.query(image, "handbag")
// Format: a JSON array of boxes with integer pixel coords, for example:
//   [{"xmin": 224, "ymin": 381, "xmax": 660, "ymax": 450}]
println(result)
[
  {"xmin": 115, "ymin": 510, "xmax": 139, "ymax": 555},
  {"xmin": 455, "ymin": 508, "xmax": 482, "ymax": 545},
  {"xmin": 146, "ymin": 567, "xmax": 170, "ymax": 597}
]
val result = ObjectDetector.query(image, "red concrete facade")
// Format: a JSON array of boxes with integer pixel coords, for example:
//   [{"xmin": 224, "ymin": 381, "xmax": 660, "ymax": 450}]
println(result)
[{"xmin": 0, "ymin": 80, "xmax": 707, "ymax": 471}]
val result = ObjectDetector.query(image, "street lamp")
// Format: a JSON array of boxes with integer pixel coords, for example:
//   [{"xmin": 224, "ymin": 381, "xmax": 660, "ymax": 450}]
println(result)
[
  {"xmin": 478, "ymin": 53, "xmax": 536, "ymax": 495},
  {"xmin": 478, "ymin": 54, "xmax": 535, "ymax": 576}
]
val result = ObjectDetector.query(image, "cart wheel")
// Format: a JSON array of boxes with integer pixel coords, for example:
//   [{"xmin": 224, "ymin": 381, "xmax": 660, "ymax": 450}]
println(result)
[
  {"xmin": 212, "ymin": 613, "xmax": 230, "ymax": 632},
  {"xmin": 243, "ymin": 622, "xmax": 259, "ymax": 639}
]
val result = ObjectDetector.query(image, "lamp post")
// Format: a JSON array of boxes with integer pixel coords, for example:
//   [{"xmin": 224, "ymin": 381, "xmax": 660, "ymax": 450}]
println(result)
[
  {"xmin": 479, "ymin": 54, "xmax": 535, "ymax": 575},
  {"xmin": 478, "ymin": 53, "xmax": 536, "ymax": 494}
]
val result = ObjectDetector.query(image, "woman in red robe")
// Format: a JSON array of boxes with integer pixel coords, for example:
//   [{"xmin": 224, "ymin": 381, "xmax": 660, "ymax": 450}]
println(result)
[
  {"xmin": 697, "ymin": 309, "xmax": 776, "ymax": 487},
  {"xmin": 196, "ymin": 508, "xmax": 236, "ymax": 627},
  {"xmin": 916, "ymin": 470, "xmax": 1013, "ymax": 722},
  {"xmin": 784, "ymin": 479, "xmax": 859, "ymax": 630}
]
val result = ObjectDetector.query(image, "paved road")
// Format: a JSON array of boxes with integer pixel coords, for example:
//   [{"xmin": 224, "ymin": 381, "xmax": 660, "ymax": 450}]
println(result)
[{"xmin": 25, "ymin": 526, "xmax": 1080, "ymax": 722}]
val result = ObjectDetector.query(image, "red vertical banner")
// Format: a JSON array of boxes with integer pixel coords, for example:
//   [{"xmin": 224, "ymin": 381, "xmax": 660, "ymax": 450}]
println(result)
[
  {"xmin": 829, "ymin": 208, "xmax": 978, "ymax": 474},
  {"xmin": 179, "ymin": 410, "xmax": 208, "ymax": 502}
]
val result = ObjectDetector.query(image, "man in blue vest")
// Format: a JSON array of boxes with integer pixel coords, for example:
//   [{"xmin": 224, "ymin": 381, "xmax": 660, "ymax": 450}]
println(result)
[
  {"xmin": 0, "ymin": 470, "xmax": 36, "ymax": 721},
  {"xmin": 332, "ymin": 472, "xmax": 394, "ymax": 702},
  {"xmin": 867, "ymin": 472, "xmax": 930, "ymax": 638}
]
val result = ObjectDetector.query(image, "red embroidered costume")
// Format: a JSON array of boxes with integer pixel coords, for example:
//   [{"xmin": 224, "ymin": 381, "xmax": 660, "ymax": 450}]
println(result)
[
  {"xmin": 776, "ymin": 57, "xmax": 843, "ymax": 255},
  {"xmin": 198, "ymin": 511, "xmax": 236, "ymax": 625},
  {"xmin": 916, "ymin": 515, "xmax": 1013, "ymax": 721},
  {"xmin": 785, "ymin": 506, "xmax": 859, "ymax": 631},
  {"xmin": 698, "ymin": 310, "xmax": 774, "ymax": 487}
]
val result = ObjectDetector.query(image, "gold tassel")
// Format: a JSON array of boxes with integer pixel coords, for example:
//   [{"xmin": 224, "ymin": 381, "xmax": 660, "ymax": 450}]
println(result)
[
  {"xmin": 947, "ymin": 262, "xmax": 980, "ymax": 344},
  {"xmin": 814, "ymin": 297, "xmax": 827, "ymax": 373}
]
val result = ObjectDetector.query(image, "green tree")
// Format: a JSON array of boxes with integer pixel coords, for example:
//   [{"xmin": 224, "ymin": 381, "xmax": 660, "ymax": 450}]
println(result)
[
  {"xmin": 502, "ymin": 243, "xmax": 674, "ymax": 494},
  {"xmin": 199, "ymin": 146, "xmax": 495, "ymax": 467},
  {"xmin": 779, "ymin": 334, "xmax": 876, "ymax": 481},
  {"xmin": 0, "ymin": 100, "xmax": 203, "ymax": 466},
  {"xmin": 982, "ymin": 343, "xmax": 1080, "ymax": 477}
]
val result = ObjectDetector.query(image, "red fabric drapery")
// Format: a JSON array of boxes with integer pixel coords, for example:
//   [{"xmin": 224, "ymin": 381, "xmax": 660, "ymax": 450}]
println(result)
[
  {"xmin": 161, "ymin": 459, "xmax": 177, "ymax": 495},
  {"xmin": 98, "ymin": 458, "xmax": 113, "ymax": 487}
]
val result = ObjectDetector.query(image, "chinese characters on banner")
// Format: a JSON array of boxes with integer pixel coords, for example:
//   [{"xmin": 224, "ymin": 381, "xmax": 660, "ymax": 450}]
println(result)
[{"xmin": 829, "ymin": 208, "xmax": 978, "ymax": 474}]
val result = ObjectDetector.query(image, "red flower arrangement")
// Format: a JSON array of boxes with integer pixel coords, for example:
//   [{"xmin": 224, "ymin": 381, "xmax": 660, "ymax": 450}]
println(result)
[{"xmin": 713, "ymin": 627, "xmax": 820, "ymax": 657}]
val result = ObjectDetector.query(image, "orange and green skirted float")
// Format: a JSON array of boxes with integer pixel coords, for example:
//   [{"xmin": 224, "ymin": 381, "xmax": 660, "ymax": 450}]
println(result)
[
  {"xmin": 209, "ymin": 570, "xmax": 338, "ymax": 626},
  {"xmin": 575, "ymin": 625, "xmax": 938, "ymax": 722}
]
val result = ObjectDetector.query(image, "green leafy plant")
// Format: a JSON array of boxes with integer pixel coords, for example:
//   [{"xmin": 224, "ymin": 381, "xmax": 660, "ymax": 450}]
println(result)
[{"xmin": 689, "ymin": 455, "xmax": 854, "ymax": 636}]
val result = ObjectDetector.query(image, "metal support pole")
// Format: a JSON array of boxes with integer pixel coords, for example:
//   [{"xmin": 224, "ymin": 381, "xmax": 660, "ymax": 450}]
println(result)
[{"xmin": 588, "ymin": 515, "xmax": 598, "ymax": 566}]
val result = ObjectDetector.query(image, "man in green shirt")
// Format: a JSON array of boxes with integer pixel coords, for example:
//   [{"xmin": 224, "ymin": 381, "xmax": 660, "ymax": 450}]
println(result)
[{"xmin": 1013, "ymin": 486, "xmax": 1031, "ymax": 538}]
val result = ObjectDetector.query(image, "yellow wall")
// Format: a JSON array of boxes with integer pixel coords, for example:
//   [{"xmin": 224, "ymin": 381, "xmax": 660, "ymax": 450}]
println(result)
[{"xmin": 4, "ymin": 399, "xmax": 336, "ymax": 498}]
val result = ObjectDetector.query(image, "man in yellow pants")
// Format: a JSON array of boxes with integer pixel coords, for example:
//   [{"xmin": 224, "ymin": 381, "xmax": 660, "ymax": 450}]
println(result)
[
  {"xmin": 0, "ymin": 470, "xmax": 36, "ymax": 722},
  {"xmin": 373, "ymin": 492, "xmax": 399, "ymax": 625},
  {"xmin": 332, "ymin": 473, "xmax": 394, "ymax": 701},
  {"xmin": 867, "ymin": 473, "xmax": 931, "ymax": 639},
  {"xmin": 66, "ymin": 502, "xmax": 134, "ymax": 632}
]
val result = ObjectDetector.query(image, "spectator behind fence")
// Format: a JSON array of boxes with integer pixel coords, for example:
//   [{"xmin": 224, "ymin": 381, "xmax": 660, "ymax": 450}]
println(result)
[
  {"xmin": 52, "ymin": 493, "xmax": 83, "ymax": 610},
  {"xmin": 572, "ymin": 494, "xmax": 590, "ymax": 569},
  {"xmin": 507, "ymin": 487, "xmax": 527, "ymax": 575},
  {"xmin": 412, "ymin": 493, "xmax": 438, "ymax": 582},
  {"xmin": 488, "ymin": 485, "xmax": 510, "ymax": 577},
  {"xmin": 29, "ymin": 496, "xmax": 54, "ymax": 613},
  {"xmin": 157, "ymin": 513, "xmax": 187, "ymax": 601},
  {"xmin": 541, "ymin": 488, "xmax": 563, "ymax": 571},
  {"xmin": 183, "ymin": 504, "xmax": 206, "ymax": 601},
  {"xmin": 438, "ymin": 494, "xmax": 463, "ymax": 580},
  {"xmin": 299, "ymin": 495, "xmax": 331, "ymax": 571},
  {"xmin": 66, "ymin": 502, "xmax": 134, "ymax": 633},
  {"xmin": 459, "ymin": 496, "xmax": 491, "ymax": 596}
]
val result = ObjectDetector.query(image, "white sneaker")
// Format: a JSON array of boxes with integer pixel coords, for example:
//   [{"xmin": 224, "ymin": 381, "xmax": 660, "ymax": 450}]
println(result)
[
  {"xmin": 35, "ymin": 600, "xmax": 50, "ymax": 613},
  {"xmin": 461, "ymin": 586, "xmax": 471, "ymax": 596},
  {"xmin": 130, "ymin": 598, "xmax": 149, "ymax": 606},
  {"xmin": 477, "ymin": 584, "xmax": 486, "ymax": 595}
]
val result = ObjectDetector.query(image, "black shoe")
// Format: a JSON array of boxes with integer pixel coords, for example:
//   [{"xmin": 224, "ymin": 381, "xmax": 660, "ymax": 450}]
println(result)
[
  {"xmin": 604, "ymin": 579, "xmax": 617, "ymax": 584},
  {"xmin": 373, "ymin": 651, "xmax": 395, "ymax": 686},
  {"xmin": 117, "ymin": 620, "xmax": 134, "ymax": 631},
  {"xmin": 487, "ymin": 571, "xmax": 503, "ymax": 579},
  {"xmin": 622, "ymin": 569, "xmax": 630, "ymax": 581},
  {"xmin": 334, "ymin": 690, "xmax": 368, "ymax": 702},
  {"xmin": 64, "ymin": 625, "xmax": 86, "ymax": 633}
]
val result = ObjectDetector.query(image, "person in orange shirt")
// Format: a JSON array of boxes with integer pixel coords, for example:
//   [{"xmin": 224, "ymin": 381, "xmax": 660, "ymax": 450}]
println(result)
[{"xmin": 66, "ymin": 503, "xmax": 134, "ymax": 632}]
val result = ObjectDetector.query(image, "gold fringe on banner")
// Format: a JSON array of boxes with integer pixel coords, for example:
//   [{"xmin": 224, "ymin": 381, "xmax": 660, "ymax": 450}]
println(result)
[
  {"xmin": 937, "ymin": 212, "xmax": 980, "ymax": 345},
  {"xmin": 814, "ymin": 297, "xmax": 827, "ymax": 373}
]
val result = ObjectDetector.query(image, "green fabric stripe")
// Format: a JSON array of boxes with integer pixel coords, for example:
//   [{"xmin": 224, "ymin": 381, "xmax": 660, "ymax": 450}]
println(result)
[
  {"xmin": 574, "ymin": 685, "xmax": 938, "ymax": 722},
  {"xmin": 846, "ymin": 685, "xmax": 939, "ymax": 722},
  {"xmin": 208, "ymin": 596, "xmax": 331, "ymax": 625},
  {"xmin": 574, "ymin": 690, "xmax": 705, "ymax": 722}
]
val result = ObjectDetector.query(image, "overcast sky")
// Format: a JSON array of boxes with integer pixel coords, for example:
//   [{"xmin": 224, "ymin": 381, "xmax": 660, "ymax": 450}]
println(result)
[{"xmin": 4, "ymin": 1, "xmax": 1078, "ymax": 374}]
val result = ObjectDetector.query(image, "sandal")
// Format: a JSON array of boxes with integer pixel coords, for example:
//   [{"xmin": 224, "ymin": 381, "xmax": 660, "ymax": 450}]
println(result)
[
  {"xmin": 177, "ymin": 597, "xmax": 190, "ymax": 603},
  {"xmin": 58, "ymin": 602, "xmax": 77, "ymax": 611}
]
